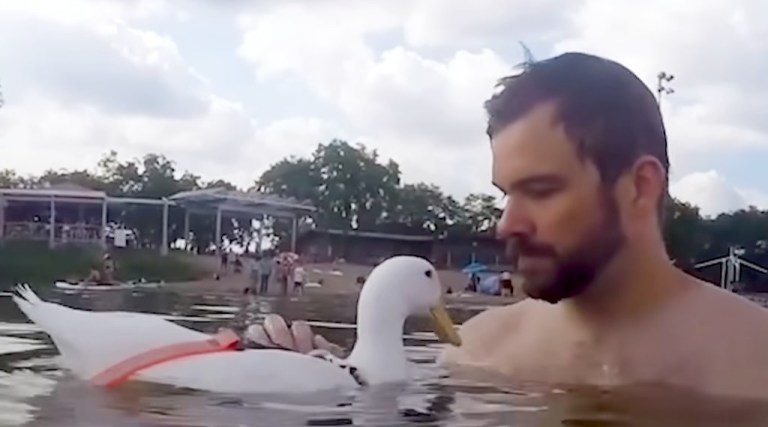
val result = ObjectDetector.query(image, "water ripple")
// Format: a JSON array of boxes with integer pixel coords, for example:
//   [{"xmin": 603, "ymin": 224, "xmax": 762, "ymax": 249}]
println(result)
[{"xmin": 2, "ymin": 289, "xmax": 768, "ymax": 426}]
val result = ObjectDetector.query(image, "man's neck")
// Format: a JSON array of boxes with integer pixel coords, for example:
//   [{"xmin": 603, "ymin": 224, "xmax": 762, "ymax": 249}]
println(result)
[{"xmin": 560, "ymin": 239, "xmax": 693, "ymax": 330}]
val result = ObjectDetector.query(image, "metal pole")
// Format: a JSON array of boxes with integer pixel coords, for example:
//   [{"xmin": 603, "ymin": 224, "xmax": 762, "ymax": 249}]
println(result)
[
  {"xmin": 183, "ymin": 209, "xmax": 190, "ymax": 251},
  {"xmin": 100, "ymin": 198, "xmax": 108, "ymax": 249},
  {"xmin": 215, "ymin": 206, "xmax": 222, "ymax": 255},
  {"xmin": 49, "ymin": 197, "xmax": 56, "ymax": 249},
  {"xmin": 656, "ymin": 71, "xmax": 675, "ymax": 108},
  {"xmin": 161, "ymin": 198, "xmax": 169, "ymax": 256},
  {"xmin": 720, "ymin": 259, "xmax": 727, "ymax": 288},
  {"xmin": 291, "ymin": 215, "xmax": 298, "ymax": 253},
  {"xmin": 0, "ymin": 195, "xmax": 5, "ymax": 242},
  {"xmin": 258, "ymin": 213, "xmax": 266, "ymax": 254}
]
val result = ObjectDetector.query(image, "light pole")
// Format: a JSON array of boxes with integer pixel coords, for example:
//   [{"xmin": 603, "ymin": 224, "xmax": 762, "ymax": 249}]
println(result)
[
  {"xmin": 656, "ymin": 71, "xmax": 674, "ymax": 107},
  {"xmin": 694, "ymin": 246, "xmax": 768, "ymax": 291}
]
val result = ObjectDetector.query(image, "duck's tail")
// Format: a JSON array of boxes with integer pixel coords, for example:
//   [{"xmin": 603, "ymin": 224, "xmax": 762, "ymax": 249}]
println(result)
[
  {"xmin": 12, "ymin": 284, "xmax": 44, "ymax": 322},
  {"xmin": 11, "ymin": 284, "xmax": 220, "ymax": 382},
  {"xmin": 11, "ymin": 284, "xmax": 93, "ymax": 377}
]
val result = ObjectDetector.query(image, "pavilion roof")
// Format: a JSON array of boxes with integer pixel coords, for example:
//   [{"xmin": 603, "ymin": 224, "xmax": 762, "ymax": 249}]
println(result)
[
  {"xmin": 169, "ymin": 187, "xmax": 315, "ymax": 218},
  {"xmin": 0, "ymin": 183, "xmax": 106, "ymax": 201}
]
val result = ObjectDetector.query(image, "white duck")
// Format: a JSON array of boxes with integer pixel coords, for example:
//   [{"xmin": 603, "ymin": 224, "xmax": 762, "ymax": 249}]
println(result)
[{"xmin": 12, "ymin": 256, "xmax": 462, "ymax": 394}]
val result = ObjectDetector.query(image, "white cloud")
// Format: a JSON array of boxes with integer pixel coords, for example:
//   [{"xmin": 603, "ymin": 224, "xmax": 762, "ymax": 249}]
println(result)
[
  {"xmin": 236, "ymin": 2, "xmax": 404, "ymax": 99},
  {"xmin": 0, "ymin": 0, "xmax": 168, "ymax": 26},
  {"xmin": 403, "ymin": 0, "xmax": 571, "ymax": 48},
  {"xmin": 0, "ymin": 3, "xmax": 208, "ymax": 118},
  {"xmin": 671, "ymin": 170, "xmax": 768, "ymax": 217},
  {"xmin": 237, "ymin": 2, "xmax": 514, "ymax": 196},
  {"xmin": 235, "ymin": 0, "xmax": 768, "ymax": 200},
  {"xmin": 553, "ymin": 0, "xmax": 768, "ymax": 171},
  {"xmin": 1, "ymin": 0, "xmax": 767, "ymax": 213},
  {"xmin": 0, "ymin": 1, "xmax": 336, "ymax": 189}
]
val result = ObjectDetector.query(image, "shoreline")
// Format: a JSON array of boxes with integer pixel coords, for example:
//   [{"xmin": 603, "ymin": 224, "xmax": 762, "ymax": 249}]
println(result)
[{"xmin": 166, "ymin": 259, "xmax": 523, "ymax": 305}]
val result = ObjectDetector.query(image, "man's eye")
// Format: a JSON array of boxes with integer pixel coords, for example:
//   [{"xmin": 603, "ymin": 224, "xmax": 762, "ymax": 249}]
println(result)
[{"xmin": 526, "ymin": 186, "xmax": 560, "ymax": 199}]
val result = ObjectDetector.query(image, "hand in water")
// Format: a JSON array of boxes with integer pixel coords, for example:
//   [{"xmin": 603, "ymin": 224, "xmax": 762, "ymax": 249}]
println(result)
[{"xmin": 244, "ymin": 314, "xmax": 345, "ymax": 357}]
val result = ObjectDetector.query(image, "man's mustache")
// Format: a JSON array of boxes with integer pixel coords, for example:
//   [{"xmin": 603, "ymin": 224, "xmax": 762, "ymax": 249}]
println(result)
[{"xmin": 505, "ymin": 236, "xmax": 558, "ymax": 259}]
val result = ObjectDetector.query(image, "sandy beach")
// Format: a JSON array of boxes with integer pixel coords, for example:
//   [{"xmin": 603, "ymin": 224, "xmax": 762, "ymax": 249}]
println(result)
[{"xmin": 167, "ymin": 255, "xmax": 522, "ymax": 305}]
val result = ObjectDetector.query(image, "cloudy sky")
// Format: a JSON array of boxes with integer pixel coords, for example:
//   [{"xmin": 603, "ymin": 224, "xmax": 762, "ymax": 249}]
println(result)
[{"xmin": 0, "ymin": 0, "xmax": 766, "ymax": 217}]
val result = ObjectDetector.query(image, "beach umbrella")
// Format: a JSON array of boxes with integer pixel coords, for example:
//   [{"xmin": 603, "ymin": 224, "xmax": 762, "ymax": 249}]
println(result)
[
  {"xmin": 478, "ymin": 274, "xmax": 500, "ymax": 295},
  {"xmin": 276, "ymin": 252, "xmax": 299, "ymax": 264},
  {"xmin": 461, "ymin": 262, "xmax": 488, "ymax": 275}
]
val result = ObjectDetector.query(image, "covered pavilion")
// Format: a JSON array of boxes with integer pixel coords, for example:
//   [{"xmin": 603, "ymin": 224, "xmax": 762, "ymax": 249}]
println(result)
[
  {"xmin": 0, "ymin": 184, "xmax": 315, "ymax": 255},
  {"xmin": 169, "ymin": 187, "xmax": 316, "ymax": 254}
]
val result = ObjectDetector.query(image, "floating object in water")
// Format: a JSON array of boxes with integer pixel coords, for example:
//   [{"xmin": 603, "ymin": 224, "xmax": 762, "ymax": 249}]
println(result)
[
  {"xmin": 12, "ymin": 256, "xmax": 461, "ymax": 394},
  {"xmin": 53, "ymin": 281, "xmax": 161, "ymax": 291}
]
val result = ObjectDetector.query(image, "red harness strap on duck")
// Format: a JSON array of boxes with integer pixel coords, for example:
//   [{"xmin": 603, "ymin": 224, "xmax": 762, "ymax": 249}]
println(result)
[{"xmin": 90, "ymin": 329, "xmax": 241, "ymax": 388}]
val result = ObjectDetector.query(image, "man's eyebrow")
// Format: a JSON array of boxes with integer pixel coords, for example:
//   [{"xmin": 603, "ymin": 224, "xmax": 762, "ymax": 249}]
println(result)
[{"xmin": 497, "ymin": 174, "xmax": 566, "ymax": 191}]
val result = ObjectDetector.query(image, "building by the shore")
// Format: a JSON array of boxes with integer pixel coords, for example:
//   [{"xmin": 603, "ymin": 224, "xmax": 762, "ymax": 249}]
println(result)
[
  {"xmin": 0, "ymin": 183, "xmax": 315, "ymax": 255},
  {"xmin": 296, "ymin": 228, "xmax": 506, "ymax": 269}
]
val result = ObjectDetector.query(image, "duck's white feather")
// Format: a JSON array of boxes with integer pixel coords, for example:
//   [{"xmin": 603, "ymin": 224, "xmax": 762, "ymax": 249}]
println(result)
[
  {"xmin": 11, "ymin": 256, "xmax": 448, "ymax": 394},
  {"xmin": 12, "ymin": 285, "xmax": 359, "ymax": 393},
  {"xmin": 12, "ymin": 284, "xmax": 209, "ymax": 379},
  {"xmin": 135, "ymin": 350, "xmax": 358, "ymax": 394}
]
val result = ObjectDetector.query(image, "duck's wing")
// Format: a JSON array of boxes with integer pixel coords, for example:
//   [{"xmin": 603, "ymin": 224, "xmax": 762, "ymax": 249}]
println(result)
[
  {"xmin": 135, "ymin": 349, "xmax": 360, "ymax": 394},
  {"xmin": 11, "ymin": 284, "xmax": 209, "ymax": 380}
]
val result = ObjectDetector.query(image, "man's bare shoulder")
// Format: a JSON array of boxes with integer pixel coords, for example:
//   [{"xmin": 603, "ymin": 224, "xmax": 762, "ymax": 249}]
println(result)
[
  {"xmin": 676, "ymin": 279, "xmax": 768, "ymax": 359},
  {"xmin": 678, "ymin": 280, "xmax": 768, "ymax": 398},
  {"xmin": 439, "ymin": 299, "xmax": 544, "ymax": 365},
  {"xmin": 692, "ymin": 279, "xmax": 768, "ymax": 324}
]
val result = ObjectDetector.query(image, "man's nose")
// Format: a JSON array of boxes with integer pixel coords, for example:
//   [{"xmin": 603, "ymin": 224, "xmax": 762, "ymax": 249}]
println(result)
[{"xmin": 496, "ymin": 198, "xmax": 534, "ymax": 239}]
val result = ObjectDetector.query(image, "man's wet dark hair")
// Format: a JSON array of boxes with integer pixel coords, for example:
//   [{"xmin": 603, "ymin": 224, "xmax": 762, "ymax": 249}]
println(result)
[{"xmin": 484, "ymin": 52, "xmax": 670, "ymax": 215}]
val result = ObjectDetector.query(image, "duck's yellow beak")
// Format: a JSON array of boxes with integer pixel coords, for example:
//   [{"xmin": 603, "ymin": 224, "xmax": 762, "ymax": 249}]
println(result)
[{"xmin": 429, "ymin": 303, "xmax": 462, "ymax": 346}]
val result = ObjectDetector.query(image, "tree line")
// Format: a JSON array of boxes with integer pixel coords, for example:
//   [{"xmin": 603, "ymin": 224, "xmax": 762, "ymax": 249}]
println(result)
[{"xmin": 2, "ymin": 139, "xmax": 767, "ymax": 289}]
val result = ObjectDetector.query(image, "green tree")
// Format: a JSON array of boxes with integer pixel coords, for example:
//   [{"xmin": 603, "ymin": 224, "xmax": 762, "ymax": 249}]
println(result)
[
  {"xmin": 256, "ymin": 157, "xmax": 321, "ymax": 202},
  {"xmin": 381, "ymin": 183, "xmax": 449, "ymax": 233},
  {"xmin": 203, "ymin": 179, "xmax": 238, "ymax": 191},
  {"xmin": 462, "ymin": 193, "xmax": 502, "ymax": 233},
  {"xmin": 257, "ymin": 140, "xmax": 401, "ymax": 230},
  {"xmin": 663, "ymin": 197, "xmax": 706, "ymax": 266},
  {"xmin": 257, "ymin": 140, "xmax": 507, "ymax": 237},
  {"xmin": 93, "ymin": 151, "xmax": 240, "ymax": 250},
  {"xmin": 36, "ymin": 169, "xmax": 106, "ymax": 191},
  {"xmin": 0, "ymin": 169, "xmax": 31, "ymax": 188},
  {"xmin": 4, "ymin": 142, "xmax": 768, "ymax": 284}
]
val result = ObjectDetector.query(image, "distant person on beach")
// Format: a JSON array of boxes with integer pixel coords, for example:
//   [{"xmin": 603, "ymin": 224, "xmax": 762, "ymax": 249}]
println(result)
[
  {"xmin": 259, "ymin": 254, "xmax": 274, "ymax": 294},
  {"xmin": 463, "ymin": 274, "xmax": 478, "ymax": 293},
  {"xmin": 85, "ymin": 263, "xmax": 102, "ymax": 284},
  {"xmin": 243, "ymin": 52, "xmax": 768, "ymax": 399},
  {"xmin": 102, "ymin": 253, "xmax": 117, "ymax": 284},
  {"xmin": 233, "ymin": 255, "xmax": 243, "ymax": 273},
  {"xmin": 249, "ymin": 255, "xmax": 261, "ymax": 293},
  {"xmin": 228, "ymin": 250, "xmax": 237, "ymax": 265},
  {"xmin": 292, "ymin": 261, "xmax": 306, "ymax": 296},
  {"xmin": 219, "ymin": 250, "xmax": 228, "ymax": 274},
  {"xmin": 82, "ymin": 254, "xmax": 116, "ymax": 285},
  {"xmin": 275, "ymin": 255, "xmax": 289, "ymax": 295},
  {"xmin": 499, "ymin": 272, "xmax": 513, "ymax": 297}
]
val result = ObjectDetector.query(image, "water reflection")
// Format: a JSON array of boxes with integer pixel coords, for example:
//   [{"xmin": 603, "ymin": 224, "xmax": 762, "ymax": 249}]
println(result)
[{"xmin": 2, "ymin": 289, "xmax": 768, "ymax": 426}]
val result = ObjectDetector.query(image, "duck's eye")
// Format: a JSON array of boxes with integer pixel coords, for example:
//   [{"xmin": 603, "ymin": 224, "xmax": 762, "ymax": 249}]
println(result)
[{"xmin": 424, "ymin": 270, "xmax": 433, "ymax": 278}]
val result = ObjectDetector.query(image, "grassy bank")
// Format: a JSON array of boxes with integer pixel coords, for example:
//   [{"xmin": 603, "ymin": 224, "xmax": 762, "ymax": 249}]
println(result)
[{"xmin": 0, "ymin": 241, "xmax": 211, "ymax": 288}]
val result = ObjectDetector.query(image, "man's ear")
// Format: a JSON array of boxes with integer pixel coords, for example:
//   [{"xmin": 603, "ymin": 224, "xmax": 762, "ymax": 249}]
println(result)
[{"xmin": 625, "ymin": 155, "xmax": 667, "ymax": 216}]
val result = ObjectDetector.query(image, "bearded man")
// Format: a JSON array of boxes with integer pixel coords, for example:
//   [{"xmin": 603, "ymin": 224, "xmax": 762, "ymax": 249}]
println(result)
[
  {"xmin": 247, "ymin": 52, "xmax": 768, "ymax": 400},
  {"xmin": 438, "ymin": 52, "xmax": 768, "ymax": 399}
]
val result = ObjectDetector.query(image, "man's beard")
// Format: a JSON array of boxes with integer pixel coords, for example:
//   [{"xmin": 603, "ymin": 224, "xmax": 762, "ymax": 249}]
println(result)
[{"xmin": 507, "ymin": 193, "xmax": 625, "ymax": 304}]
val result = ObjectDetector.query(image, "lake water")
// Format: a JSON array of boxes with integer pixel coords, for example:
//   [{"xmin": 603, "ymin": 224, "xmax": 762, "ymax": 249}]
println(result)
[{"xmin": 3, "ymin": 288, "xmax": 768, "ymax": 427}]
